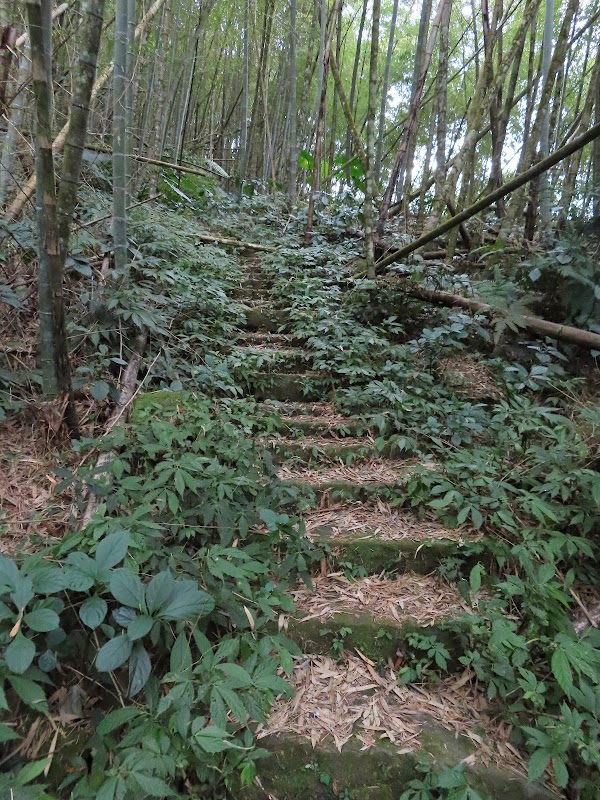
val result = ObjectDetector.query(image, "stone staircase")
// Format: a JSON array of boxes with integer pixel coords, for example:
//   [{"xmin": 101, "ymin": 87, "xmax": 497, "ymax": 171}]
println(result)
[{"xmin": 230, "ymin": 261, "xmax": 557, "ymax": 799}]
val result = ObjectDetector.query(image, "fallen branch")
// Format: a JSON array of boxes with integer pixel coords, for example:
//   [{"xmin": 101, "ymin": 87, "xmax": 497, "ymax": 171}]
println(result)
[
  {"xmin": 196, "ymin": 233, "xmax": 277, "ymax": 252},
  {"xmin": 406, "ymin": 285, "xmax": 600, "ymax": 350},
  {"xmin": 78, "ymin": 333, "xmax": 147, "ymax": 530},
  {"xmin": 376, "ymin": 120, "xmax": 600, "ymax": 270}
]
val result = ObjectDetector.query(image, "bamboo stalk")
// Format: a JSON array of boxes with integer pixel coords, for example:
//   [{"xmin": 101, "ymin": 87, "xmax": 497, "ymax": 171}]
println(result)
[{"xmin": 376, "ymin": 120, "xmax": 600, "ymax": 270}]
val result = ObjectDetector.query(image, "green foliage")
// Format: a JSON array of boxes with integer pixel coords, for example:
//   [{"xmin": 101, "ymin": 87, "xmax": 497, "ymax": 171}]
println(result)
[{"xmin": 399, "ymin": 759, "xmax": 485, "ymax": 800}]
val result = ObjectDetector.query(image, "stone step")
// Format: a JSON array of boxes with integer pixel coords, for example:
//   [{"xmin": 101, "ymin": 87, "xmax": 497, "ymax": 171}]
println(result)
[
  {"xmin": 244, "ymin": 307, "xmax": 288, "ymax": 332},
  {"xmin": 302, "ymin": 500, "xmax": 481, "ymax": 573},
  {"xmin": 229, "ymin": 346, "xmax": 312, "ymax": 374},
  {"xmin": 235, "ymin": 333, "xmax": 299, "ymax": 350},
  {"xmin": 260, "ymin": 401, "xmax": 372, "ymax": 437},
  {"xmin": 279, "ymin": 571, "xmax": 476, "ymax": 661},
  {"xmin": 262, "ymin": 435, "xmax": 388, "ymax": 464},
  {"xmin": 242, "ymin": 372, "xmax": 334, "ymax": 402},
  {"xmin": 248, "ymin": 655, "xmax": 554, "ymax": 800},
  {"xmin": 278, "ymin": 458, "xmax": 436, "ymax": 501},
  {"xmin": 440, "ymin": 355, "xmax": 504, "ymax": 403}
]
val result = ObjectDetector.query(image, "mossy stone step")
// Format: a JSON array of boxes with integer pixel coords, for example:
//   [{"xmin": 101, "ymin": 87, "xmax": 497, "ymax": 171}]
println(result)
[
  {"xmin": 236, "ymin": 332, "xmax": 297, "ymax": 347},
  {"xmin": 278, "ymin": 459, "xmax": 432, "ymax": 501},
  {"xmin": 243, "ymin": 372, "xmax": 335, "ymax": 402},
  {"xmin": 263, "ymin": 436, "xmax": 389, "ymax": 464},
  {"xmin": 244, "ymin": 307, "xmax": 288, "ymax": 332},
  {"xmin": 243, "ymin": 730, "xmax": 555, "ymax": 800},
  {"xmin": 230, "ymin": 346, "xmax": 312, "ymax": 373},
  {"xmin": 314, "ymin": 530, "xmax": 477, "ymax": 574}
]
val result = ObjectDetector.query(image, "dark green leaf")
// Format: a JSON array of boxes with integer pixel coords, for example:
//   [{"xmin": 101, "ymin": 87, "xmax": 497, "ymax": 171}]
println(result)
[
  {"xmin": 110, "ymin": 569, "xmax": 146, "ymax": 610},
  {"xmin": 5, "ymin": 633, "xmax": 36, "ymax": 674},
  {"xmin": 8, "ymin": 676, "xmax": 48, "ymax": 712},
  {"xmin": 170, "ymin": 632, "xmax": 192, "ymax": 673},
  {"xmin": 90, "ymin": 380, "xmax": 110, "ymax": 401},
  {"xmin": 96, "ymin": 635, "xmax": 133, "ymax": 672},
  {"xmin": 128, "ymin": 644, "xmax": 152, "ymax": 697},
  {"xmin": 146, "ymin": 571, "xmax": 174, "ymax": 614},
  {"xmin": 131, "ymin": 772, "xmax": 177, "ymax": 797},
  {"xmin": 80, "ymin": 595, "xmax": 108, "ymax": 629},
  {"xmin": 24, "ymin": 608, "xmax": 60, "ymax": 633},
  {"xmin": 95, "ymin": 531, "xmax": 130, "ymax": 570},
  {"xmin": 96, "ymin": 706, "xmax": 142, "ymax": 735},
  {"xmin": 157, "ymin": 582, "xmax": 214, "ymax": 621},
  {"xmin": 127, "ymin": 614, "xmax": 154, "ymax": 641}
]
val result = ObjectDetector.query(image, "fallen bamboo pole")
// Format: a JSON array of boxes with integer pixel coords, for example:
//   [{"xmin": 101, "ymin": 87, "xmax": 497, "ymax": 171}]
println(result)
[
  {"xmin": 376, "ymin": 120, "xmax": 600, "ymax": 270},
  {"xmin": 406, "ymin": 285, "xmax": 600, "ymax": 350},
  {"xmin": 196, "ymin": 233, "xmax": 277, "ymax": 252}
]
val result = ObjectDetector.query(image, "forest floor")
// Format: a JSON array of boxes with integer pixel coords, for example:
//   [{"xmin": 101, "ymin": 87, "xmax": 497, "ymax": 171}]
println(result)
[{"xmin": 2, "ymin": 196, "xmax": 600, "ymax": 799}]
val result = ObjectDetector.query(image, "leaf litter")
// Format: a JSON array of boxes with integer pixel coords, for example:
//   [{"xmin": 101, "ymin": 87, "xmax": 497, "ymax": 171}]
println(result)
[
  {"xmin": 302, "ymin": 499, "xmax": 478, "ymax": 543},
  {"xmin": 277, "ymin": 458, "xmax": 436, "ymax": 487},
  {"xmin": 258, "ymin": 655, "xmax": 556, "ymax": 791},
  {"xmin": 287, "ymin": 571, "xmax": 479, "ymax": 626}
]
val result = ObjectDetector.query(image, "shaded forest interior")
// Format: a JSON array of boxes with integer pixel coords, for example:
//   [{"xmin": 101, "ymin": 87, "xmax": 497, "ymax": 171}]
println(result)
[{"xmin": 1, "ymin": 0, "xmax": 600, "ymax": 799}]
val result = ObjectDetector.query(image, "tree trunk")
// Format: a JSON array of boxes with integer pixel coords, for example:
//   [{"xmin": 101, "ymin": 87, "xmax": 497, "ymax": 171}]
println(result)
[
  {"xmin": 363, "ymin": 0, "xmax": 381, "ymax": 277},
  {"xmin": 113, "ymin": 0, "xmax": 128, "ymax": 273},
  {"xmin": 375, "ymin": 0, "xmax": 399, "ymax": 184}
]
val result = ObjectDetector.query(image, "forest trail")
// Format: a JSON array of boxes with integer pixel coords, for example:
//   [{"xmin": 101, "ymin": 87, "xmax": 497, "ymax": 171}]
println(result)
[{"xmin": 198, "ymin": 250, "xmax": 558, "ymax": 800}]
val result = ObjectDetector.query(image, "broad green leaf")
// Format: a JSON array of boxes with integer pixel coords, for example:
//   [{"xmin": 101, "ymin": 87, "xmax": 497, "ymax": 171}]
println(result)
[
  {"xmin": 170, "ymin": 632, "xmax": 192, "ymax": 673},
  {"xmin": 80, "ymin": 595, "xmax": 108, "ymax": 629},
  {"xmin": 5, "ymin": 632, "xmax": 36, "ymax": 674},
  {"xmin": 551, "ymin": 648, "xmax": 573, "ymax": 696},
  {"xmin": 90, "ymin": 380, "xmax": 110, "ymax": 401},
  {"xmin": 469, "ymin": 564, "xmax": 484, "ymax": 594},
  {"xmin": 214, "ymin": 662, "xmax": 253, "ymax": 688},
  {"xmin": 7, "ymin": 676, "xmax": 48, "ymax": 712},
  {"xmin": 24, "ymin": 608, "xmax": 60, "ymax": 633},
  {"xmin": 96, "ymin": 634, "xmax": 133, "ymax": 672},
  {"xmin": 127, "ymin": 614, "xmax": 154, "ymax": 641},
  {"xmin": 0, "ymin": 722, "xmax": 20, "ymax": 743},
  {"xmin": 95, "ymin": 531, "xmax": 130, "ymax": 570},
  {"xmin": 131, "ymin": 772, "xmax": 177, "ymax": 797},
  {"xmin": 157, "ymin": 582, "xmax": 214, "ymax": 621},
  {"xmin": 97, "ymin": 776, "xmax": 119, "ymax": 800},
  {"xmin": 15, "ymin": 758, "xmax": 50, "ymax": 785},
  {"xmin": 146, "ymin": 571, "xmax": 174, "ymax": 614},
  {"xmin": 0, "ymin": 554, "xmax": 19, "ymax": 590},
  {"xmin": 128, "ymin": 644, "xmax": 152, "ymax": 697},
  {"xmin": 29, "ymin": 564, "xmax": 65, "ymax": 594},
  {"xmin": 216, "ymin": 684, "xmax": 248, "ymax": 723},
  {"xmin": 527, "ymin": 748, "xmax": 551, "ymax": 782},
  {"xmin": 193, "ymin": 724, "xmax": 232, "ymax": 753},
  {"xmin": 10, "ymin": 574, "xmax": 34, "ymax": 611},
  {"xmin": 96, "ymin": 706, "xmax": 142, "ymax": 736},
  {"xmin": 110, "ymin": 568, "xmax": 146, "ymax": 610}
]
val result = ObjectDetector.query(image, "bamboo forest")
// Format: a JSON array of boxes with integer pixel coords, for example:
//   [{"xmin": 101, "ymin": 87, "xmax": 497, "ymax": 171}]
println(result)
[{"xmin": 1, "ymin": 0, "xmax": 600, "ymax": 797}]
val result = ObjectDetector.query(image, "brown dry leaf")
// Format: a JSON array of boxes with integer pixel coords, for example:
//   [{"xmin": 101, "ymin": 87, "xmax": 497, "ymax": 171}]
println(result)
[
  {"xmin": 301, "ymin": 500, "xmax": 477, "ymax": 544},
  {"xmin": 278, "ymin": 458, "xmax": 435, "ymax": 487},
  {"xmin": 287, "ymin": 572, "xmax": 478, "ymax": 626},
  {"xmin": 257, "ymin": 655, "xmax": 557, "ymax": 792}
]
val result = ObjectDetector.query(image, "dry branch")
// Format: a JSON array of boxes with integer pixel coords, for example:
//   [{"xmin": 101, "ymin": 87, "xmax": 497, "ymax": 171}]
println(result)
[
  {"xmin": 376, "ymin": 119, "xmax": 600, "ymax": 269},
  {"xmin": 196, "ymin": 233, "xmax": 276, "ymax": 252},
  {"xmin": 406, "ymin": 286, "xmax": 600, "ymax": 350}
]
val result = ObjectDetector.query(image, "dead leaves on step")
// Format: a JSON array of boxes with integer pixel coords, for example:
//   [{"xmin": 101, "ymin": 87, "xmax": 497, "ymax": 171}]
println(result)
[
  {"xmin": 302, "ymin": 500, "xmax": 479, "ymax": 543},
  {"xmin": 278, "ymin": 458, "xmax": 435, "ymax": 487},
  {"xmin": 258, "ymin": 655, "xmax": 530, "ymax": 782},
  {"xmin": 287, "ymin": 572, "xmax": 478, "ymax": 626}
]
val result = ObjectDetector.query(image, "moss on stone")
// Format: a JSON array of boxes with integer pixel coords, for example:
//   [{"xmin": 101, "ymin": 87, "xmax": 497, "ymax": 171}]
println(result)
[
  {"xmin": 247, "ymin": 373, "xmax": 334, "ymax": 402},
  {"xmin": 241, "ymin": 731, "xmax": 555, "ymax": 800},
  {"xmin": 313, "ymin": 530, "xmax": 464, "ymax": 574},
  {"xmin": 245, "ymin": 308, "xmax": 288, "ymax": 332}
]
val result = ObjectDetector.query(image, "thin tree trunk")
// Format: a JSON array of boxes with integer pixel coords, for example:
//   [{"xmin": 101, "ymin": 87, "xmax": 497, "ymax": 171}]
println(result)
[
  {"xmin": 113, "ymin": 0, "xmax": 128, "ymax": 273},
  {"xmin": 346, "ymin": 0, "xmax": 367, "ymax": 181},
  {"xmin": 287, "ymin": 0, "xmax": 298, "ymax": 202},
  {"xmin": 6, "ymin": 0, "xmax": 167, "ymax": 221},
  {"xmin": 376, "ymin": 118, "xmax": 600, "ymax": 269},
  {"xmin": 537, "ymin": 0, "xmax": 556, "ymax": 236},
  {"xmin": 304, "ymin": 0, "xmax": 341, "ymax": 245},
  {"xmin": 377, "ymin": 0, "xmax": 444, "ymax": 238},
  {"xmin": 363, "ymin": 0, "xmax": 381, "ymax": 277},
  {"xmin": 375, "ymin": 0, "xmax": 399, "ymax": 183},
  {"xmin": 239, "ymin": 0, "xmax": 249, "ymax": 181},
  {"xmin": 0, "ymin": 40, "xmax": 29, "ymax": 206}
]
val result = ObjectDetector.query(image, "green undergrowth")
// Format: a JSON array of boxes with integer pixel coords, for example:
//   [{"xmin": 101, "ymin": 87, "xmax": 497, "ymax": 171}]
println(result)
[
  {"xmin": 2, "ymin": 190, "xmax": 600, "ymax": 798},
  {"xmin": 256, "ymin": 245, "xmax": 600, "ymax": 796}
]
